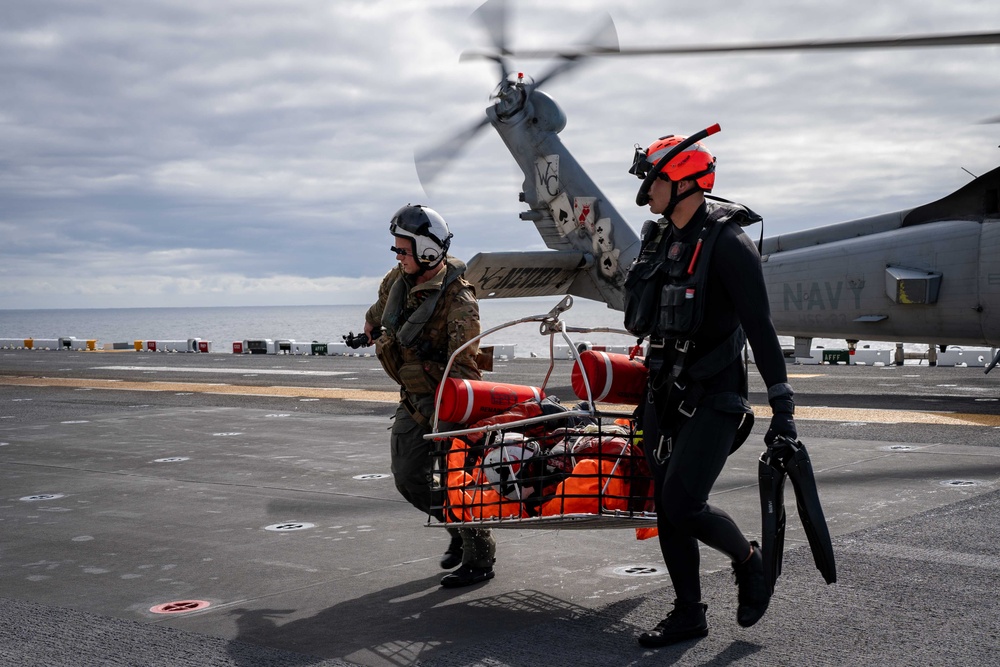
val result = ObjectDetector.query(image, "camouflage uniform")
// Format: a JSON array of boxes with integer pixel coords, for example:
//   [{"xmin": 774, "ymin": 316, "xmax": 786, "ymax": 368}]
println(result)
[{"xmin": 365, "ymin": 256, "xmax": 496, "ymax": 568}]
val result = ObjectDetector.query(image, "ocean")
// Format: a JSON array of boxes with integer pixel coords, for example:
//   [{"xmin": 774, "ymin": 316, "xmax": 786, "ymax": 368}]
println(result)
[
  {"xmin": 0, "ymin": 298, "xmax": 642, "ymax": 357},
  {"xmin": 0, "ymin": 297, "xmax": 939, "ymax": 358}
]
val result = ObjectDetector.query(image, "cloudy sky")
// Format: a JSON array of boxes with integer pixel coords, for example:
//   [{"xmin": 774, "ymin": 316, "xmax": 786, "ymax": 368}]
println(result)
[{"xmin": 2, "ymin": 0, "xmax": 997, "ymax": 310}]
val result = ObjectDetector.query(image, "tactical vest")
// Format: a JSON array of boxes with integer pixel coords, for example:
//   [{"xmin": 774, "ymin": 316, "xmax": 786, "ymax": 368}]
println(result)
[
  {"xmin": 375, "ymin": 258, "xmax": 476, "ymax": 396},
  {"xmin": 623, "ymin": 200, "xmax": 760, "ymax": 341},
  {"xmin": 625, "ymin": 200, "xmax": 763, "ymax": 458}
]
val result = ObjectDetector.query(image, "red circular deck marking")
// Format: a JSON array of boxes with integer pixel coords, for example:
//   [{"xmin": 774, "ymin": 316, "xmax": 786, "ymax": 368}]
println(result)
[{"xmin": 149, "ymin": 600, "xmax": 211, "ymax": 614}]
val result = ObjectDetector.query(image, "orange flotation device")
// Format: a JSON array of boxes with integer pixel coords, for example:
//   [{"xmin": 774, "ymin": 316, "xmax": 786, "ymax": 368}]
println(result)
[
  {"xmin": 539, "ymin": 458, "xmax": 631, "ymax": 516},
  {"xmin": 443, "ymin": 437, "xmax": 526, "ymax": 522},
  {"xmin": 440, "ymin": 400, "xmax": 657, "ymax": 532}
]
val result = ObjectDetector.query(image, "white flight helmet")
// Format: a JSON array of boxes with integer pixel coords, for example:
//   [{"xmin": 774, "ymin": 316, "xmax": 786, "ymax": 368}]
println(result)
[
  {"xmin": 389, "ymin": 204, "xmax": 453, "ymax": 270},
  {"xmin": 482, "ymin": 437, "xmax": 539, "ymax": 501}
]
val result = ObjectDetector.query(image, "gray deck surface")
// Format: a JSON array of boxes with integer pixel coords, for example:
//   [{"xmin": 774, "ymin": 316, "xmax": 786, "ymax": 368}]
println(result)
[{"xmin": 2, "ymin": 350, "xmax": 999, "ymax": 666}]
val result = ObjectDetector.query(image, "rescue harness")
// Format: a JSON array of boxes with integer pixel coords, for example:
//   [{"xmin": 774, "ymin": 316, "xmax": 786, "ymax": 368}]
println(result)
[{"xmin": 624, "ymin": 199, "xmax": 763, "ymax": 463}]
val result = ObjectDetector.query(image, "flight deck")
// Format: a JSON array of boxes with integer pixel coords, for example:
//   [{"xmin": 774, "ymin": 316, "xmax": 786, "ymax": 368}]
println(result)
[{"xmin": 1, "ymin": 350, "xmax": 998, "ymax": 666}]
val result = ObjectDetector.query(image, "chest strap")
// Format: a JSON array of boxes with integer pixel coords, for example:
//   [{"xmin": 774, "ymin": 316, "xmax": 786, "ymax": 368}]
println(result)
[{"xmin": 385, "ymin": 264, "xmax": 464, "ymax": 350}]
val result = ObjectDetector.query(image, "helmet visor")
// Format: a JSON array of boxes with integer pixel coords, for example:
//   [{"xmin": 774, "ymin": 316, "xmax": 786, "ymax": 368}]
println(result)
[
  {"xmin": 389, "ymin": 214, "xmax": 426, "ymax": 239},
  {"xmin": 389, "ymin": 208, "xmax": 446, "ymax": 247}
]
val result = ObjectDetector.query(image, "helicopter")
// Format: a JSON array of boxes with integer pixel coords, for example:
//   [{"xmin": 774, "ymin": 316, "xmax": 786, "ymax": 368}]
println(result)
[{"xmin": 415, "ymin": 0, "xmax": 1000, "ymax": 364}]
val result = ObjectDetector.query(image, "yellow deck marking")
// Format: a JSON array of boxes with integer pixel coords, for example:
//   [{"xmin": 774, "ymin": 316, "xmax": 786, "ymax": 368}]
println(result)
[
  {"xmin": 3, "ymin": 375, "xmax": 999, "ymax": 427},
  {"xmin": 780, "ymin": 405, "xmax": 1000, "ymax": 427},
  {"xmin": 0, "ymin": 376, "xmax": 399, "ymax": 403},
  {"xmin": 573, "ymin": 402, "xmax": 1000, "ymax": 428}
]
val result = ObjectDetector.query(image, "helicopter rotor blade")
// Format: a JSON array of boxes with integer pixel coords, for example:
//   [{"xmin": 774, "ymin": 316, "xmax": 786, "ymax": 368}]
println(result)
[
  {"xmin": 528, "ymin": 13, "xmax": 619, "ymax": 91},
  {"xmin": 416, "ymin": 0, "xmax": 512, "ymax": 191},
  {"xmin": 978, "ymin": 114, "xmax": 1000, "ymax": 124},
  {"xmin": 420, "ymin": 6, "xmax": 620, "ymax": 189},
  {"xmin": 471, "ymin": 0, "xmax": 509, "ymax": 55},
  {"xmin": 506, "ymin": 30, "xmax": 1000, "ymax": 59},
  {"xmin": 414, "ymin": 115, "xmax": 492, "ymax": 189},
  {"xmin": 469, "ymin": 0, "xmax": 512, "ymax": 82},
  {"xmin": 459, "ymin": 51, "xmax": 512, "ymax": 83}
]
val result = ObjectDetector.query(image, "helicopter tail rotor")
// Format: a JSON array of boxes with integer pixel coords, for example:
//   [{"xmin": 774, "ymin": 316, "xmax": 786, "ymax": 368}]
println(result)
[
  {"xmin": 415, "ymin": 0, "xmax": 512, "ymax": 191},
  {"xmin": 415, "ymin": 1, "xmax": 619, "ymax": 192}
]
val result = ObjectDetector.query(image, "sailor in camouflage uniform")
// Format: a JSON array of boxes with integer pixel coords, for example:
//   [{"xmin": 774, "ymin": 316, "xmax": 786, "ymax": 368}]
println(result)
[{"xmin": 363, "ymin": 204, "xmax": 496, "ymax": 588}]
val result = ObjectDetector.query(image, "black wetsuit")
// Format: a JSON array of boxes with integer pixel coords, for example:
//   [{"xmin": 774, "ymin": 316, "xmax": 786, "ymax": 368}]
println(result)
[{"xmin": 635, "ymin": 200, "xmax": 788, "ymax": 604}]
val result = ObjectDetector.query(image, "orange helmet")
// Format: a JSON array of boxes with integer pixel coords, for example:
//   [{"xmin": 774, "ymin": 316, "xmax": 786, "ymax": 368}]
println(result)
[{"xmin": 630, "ymin": 135, "xmax": 716, "ymax": 192}]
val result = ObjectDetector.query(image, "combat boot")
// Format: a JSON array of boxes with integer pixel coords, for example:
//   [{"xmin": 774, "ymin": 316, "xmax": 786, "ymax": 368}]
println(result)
[
  {"xmin": 733, "ymin": 540, "xmax": 770, "ymax": 627},
  {"xmin": 441, "ymin": 527, "xmax": 495, "ymax": 587},
  {"xmin": 638, "ymin": 600, "xmax": 708, "ymax": 647},
  {"xmin": 440, "ymin": 562, "xmax": 495, "ymax": 588},
  {"xmin": 440, "ymin": 534, "xmax": 463, "ymax": 570}
]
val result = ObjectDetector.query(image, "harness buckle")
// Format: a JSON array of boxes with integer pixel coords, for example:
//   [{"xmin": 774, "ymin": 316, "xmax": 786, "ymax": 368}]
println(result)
[
  {"xmin": 672, "ymin": 381, "xmax": 696, "ymax": 417},
  {"xmin": 654, "ymin": 435, "xmax": 672, "ymax": 465},
  {"xmin": 649, "ymin": 337, "xmax": 666, "ymax": 349},
  {"xmin": 675, "ymin": 339, "xmax": 691, "ymax": 353}
]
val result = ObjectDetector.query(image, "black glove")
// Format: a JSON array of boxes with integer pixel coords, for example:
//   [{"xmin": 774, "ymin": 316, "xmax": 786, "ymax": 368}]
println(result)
[{"xmin": 765, "ymin": 393, "xmax": 797, "ymax": 447}]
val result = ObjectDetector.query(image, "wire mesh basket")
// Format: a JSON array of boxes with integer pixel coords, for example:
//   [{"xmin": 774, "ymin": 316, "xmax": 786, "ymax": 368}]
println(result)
[{"xmin": 425, "ymin": 296, "xmax": 657, "ymax": 529}]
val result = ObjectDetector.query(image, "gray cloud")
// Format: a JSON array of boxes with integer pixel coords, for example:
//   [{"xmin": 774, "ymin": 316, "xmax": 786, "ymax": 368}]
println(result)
[{"xmin": 1, "ymin": 0, "xmax": 997, "ymax": 308}]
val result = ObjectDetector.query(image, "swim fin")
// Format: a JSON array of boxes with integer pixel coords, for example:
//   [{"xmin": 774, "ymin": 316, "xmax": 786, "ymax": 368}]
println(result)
[
  {"xmin": 783, "ymin": 439, "xmax": 837, "ymax": 585},
  {"xmin": 758, "ymin": 450, "xmax": 787, "ymax": 594}
]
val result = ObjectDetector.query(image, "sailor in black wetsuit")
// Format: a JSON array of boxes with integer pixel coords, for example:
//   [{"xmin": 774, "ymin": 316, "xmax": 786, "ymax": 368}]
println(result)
[{"xmin": 623, "ymin": 131, "xmax": 798, "ymax": 647}]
